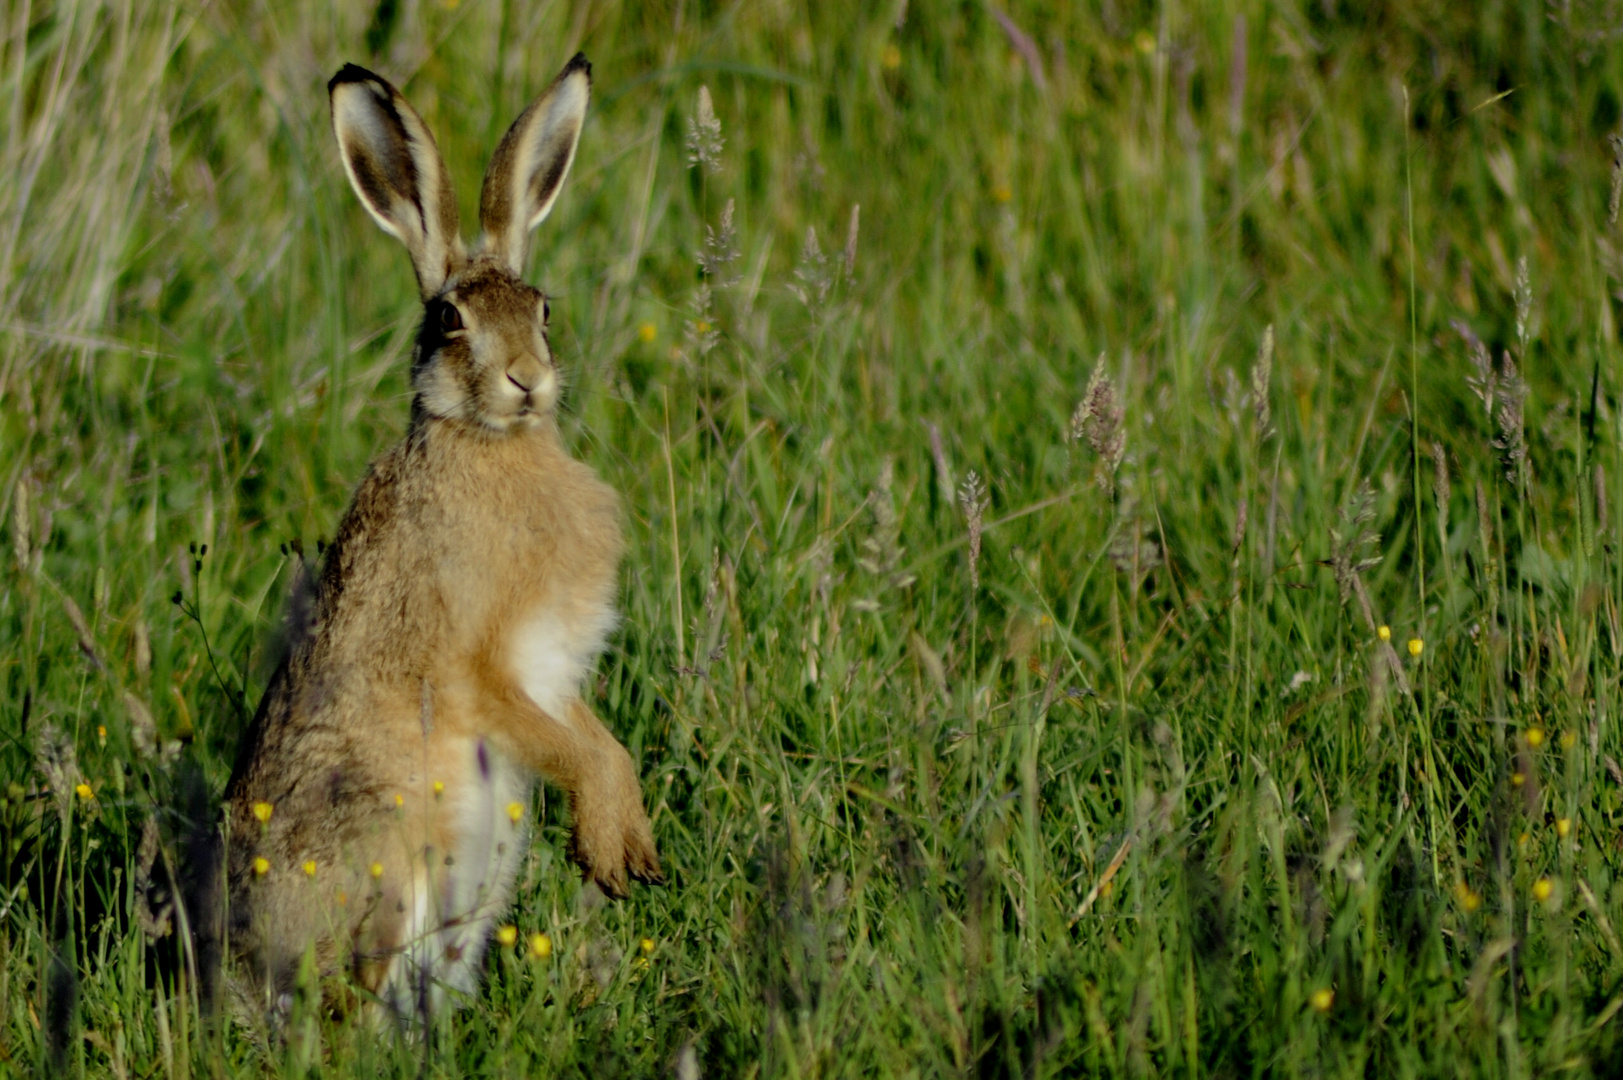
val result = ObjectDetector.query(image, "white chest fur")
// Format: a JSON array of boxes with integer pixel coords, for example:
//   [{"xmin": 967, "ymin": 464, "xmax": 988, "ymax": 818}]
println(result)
[{"xmin": 509, "ymin": 601, "xmax": 618, "ymax": 726}]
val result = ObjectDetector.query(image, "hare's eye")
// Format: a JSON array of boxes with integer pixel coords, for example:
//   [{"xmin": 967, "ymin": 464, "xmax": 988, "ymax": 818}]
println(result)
[
  {"xmin": 542, "ymin": 299, "xmax": 551, "ymax": 325},
  {"xmin": 437, "ymin": 303, "xmax": 463, "ymax": 334}
]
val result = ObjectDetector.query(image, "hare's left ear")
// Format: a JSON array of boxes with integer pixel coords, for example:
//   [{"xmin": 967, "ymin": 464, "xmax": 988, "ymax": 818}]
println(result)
[{"xmin": 478, "ymin": 54, "xmax": 591, "ymax": 275}]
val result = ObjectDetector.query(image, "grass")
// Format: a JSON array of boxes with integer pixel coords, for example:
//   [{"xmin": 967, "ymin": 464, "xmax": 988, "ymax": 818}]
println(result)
[{"xmin": 2, "ymin": 0, "xmax": 1623, "ymax": 1075}]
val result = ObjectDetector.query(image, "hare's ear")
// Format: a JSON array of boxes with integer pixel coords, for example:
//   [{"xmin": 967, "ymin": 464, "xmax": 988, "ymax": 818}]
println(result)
[
  {"xmin": 329, "ymin": 64, "xmax": 463, "ymax": 297},
  {"xmin": 477, "ymin": 54, "xmax": 590, "ymax": 275}
]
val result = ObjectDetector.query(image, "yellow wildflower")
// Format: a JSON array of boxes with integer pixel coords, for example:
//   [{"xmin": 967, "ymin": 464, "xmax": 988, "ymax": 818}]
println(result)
[
  {"xmin": 253, "ymin": 856, "xmax": 269, "ymax": 876},
  {"xmin": 1377, "ymin": 625, "xmax": 1391, "ymax": 642},
  {"xmin": 638, "ymin": 322, "xmax": 657, "ymax": 343},
  {"xmin": 1556, "ymin": 818, "xmax": 1572, "ymax": 838},
  {"xmin": 507, "ymin": 801, "xmax": 524, "ymax": 825},
  {"xmin": 252, "ymin": 801, "xmax": 273, "ymax": 823},
  {"xmin": 74, "ymin": 783, "xmax": 93, "ymax": 801},
  {"xmin": 1532, "ymin": 877, "xmax": 1553, "ymax": 902},
  {"xmin": 370, "ymin": 861, "xmax": 384, "ymax": 879},
  {"xmin": 302, "ymin": 860, "xmax": 317, "ymax": 878},
  {"xmin": 496, "ymin": 924, "xmax": 518, "ymax": 947},
  {"xmin": 529, "ymin": 932, "xmax": 553, "ymax": 959},
  {"xmin": 1309, "ymin": 988, "xmax": 1334, "ymax": 1013},
  {"xmin": 1407, "ymin": 638, "xmax": 1424, "ymax": 657},
  {"xmin": 1526, "ymin": 728, "xmax": 1545, "ymax": 749}
]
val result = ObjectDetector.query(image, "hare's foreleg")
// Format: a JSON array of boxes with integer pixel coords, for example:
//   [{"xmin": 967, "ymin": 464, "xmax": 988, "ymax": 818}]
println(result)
[
  {"xmin": 563, "ymin": 698, "xmax": 662, "ymax": 889},
  {"xmin": 473, "ymin": 669, "xmax": 661, "ymax": 895}
]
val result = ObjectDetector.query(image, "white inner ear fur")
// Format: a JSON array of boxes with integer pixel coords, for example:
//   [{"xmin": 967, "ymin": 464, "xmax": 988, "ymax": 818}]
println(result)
[
  {"xmin": 332, "ymin": 77, "xmax": 460, "ymax": 297},
  {"xmin": 483, "ymin": 70, "xmax": 589, "ymax": 272},
  {"xmin": 331, "ymin": 85, "xmax": 411, "ymax": 241}
]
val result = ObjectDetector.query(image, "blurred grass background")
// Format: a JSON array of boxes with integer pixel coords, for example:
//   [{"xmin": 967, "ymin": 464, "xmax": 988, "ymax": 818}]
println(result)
[{"xmin": 4, "ymin": 0, "xmax": 1623, "ymax": 1075}]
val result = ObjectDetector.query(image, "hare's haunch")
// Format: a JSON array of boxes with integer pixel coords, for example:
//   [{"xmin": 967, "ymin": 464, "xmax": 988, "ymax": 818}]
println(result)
[{"xmin": 216, "ymin": 54, "xmax": 660, "ymax": 1021}]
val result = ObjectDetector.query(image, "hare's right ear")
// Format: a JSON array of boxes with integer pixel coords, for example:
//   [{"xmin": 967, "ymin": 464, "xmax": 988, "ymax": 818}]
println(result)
[{"xmin": 329, "ymin": 64, "xmax": 463, "ymax": 297}]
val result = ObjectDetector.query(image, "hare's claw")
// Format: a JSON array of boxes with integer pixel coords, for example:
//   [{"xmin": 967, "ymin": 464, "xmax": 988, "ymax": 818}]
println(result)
[{"xmin": 568, "ymin": 746, "xmax": 661, "ymax": 897}]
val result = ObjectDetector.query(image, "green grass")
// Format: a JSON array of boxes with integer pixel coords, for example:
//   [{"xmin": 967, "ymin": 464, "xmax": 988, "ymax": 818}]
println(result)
[{"xmin": 3, "ymin": 0, "xmax": 1623, "ymax": 1075}]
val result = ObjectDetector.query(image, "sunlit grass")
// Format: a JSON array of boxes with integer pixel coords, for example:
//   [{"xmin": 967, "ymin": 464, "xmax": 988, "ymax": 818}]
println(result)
[{"xmin": 3, "ymin": 1, "xmax": 1623, "ymax": 1076}]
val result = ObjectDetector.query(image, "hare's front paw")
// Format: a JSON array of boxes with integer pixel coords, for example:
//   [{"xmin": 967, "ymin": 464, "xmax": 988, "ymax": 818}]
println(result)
[{"xmin": 568, "ymin": 746, "xmax": 662, "ymax": 897}]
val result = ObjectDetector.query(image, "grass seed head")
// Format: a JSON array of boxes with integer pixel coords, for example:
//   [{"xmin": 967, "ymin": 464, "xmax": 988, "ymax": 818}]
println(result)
[
  {"xmin": 1495, "ymin": 351, "xmax": 1530, "ymax": 488},
  {"xmin": 1251, "ymin": 324, "xmax": 1274, "ymax": 439},
  {"xmin": 686, "ymin": 85, "xmax": 724, "ymax": 173},
  {"xmin": 699, "ymin": 198, "xmax": 740, "ymax": 285},
  {"xmin": 959, "ymin": 471, "xmax": 987, "ymax": 592},
  {"xmin": 1454, "ymin": 320, "xmax": 1496, "ymax": 422},
  {"xmin": 790, "ymin": 226, "xmax": 832, "ymax": 309},
  {"xmin": 1071, "ymin": 355, "xmax": 1125, "ymax": 490},
  {"xmin": 1514, "ymin": 255, "xmax": 1532, "ymax": 353}
]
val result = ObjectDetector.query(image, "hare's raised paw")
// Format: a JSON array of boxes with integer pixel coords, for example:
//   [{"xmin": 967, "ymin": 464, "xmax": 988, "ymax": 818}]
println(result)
[{"xmin": 568, "ymin": 753, "xmax": 662, "ymax": 898}]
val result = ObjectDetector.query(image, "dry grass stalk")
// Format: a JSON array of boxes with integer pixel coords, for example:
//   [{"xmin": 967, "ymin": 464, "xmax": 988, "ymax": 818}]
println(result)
[
  {"xmin": 959, "ymin": 471, "xmax": 986, "ymax": 592},
  {"xmin": 1251, "ymin": 324, "xmax": 1274, "ymax": 440}
]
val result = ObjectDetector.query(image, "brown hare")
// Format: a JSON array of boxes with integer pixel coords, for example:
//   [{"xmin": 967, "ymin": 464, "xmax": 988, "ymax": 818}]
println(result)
[{"xmin": 217, "ymin": 53, "xmax": 660, "ymax": 1021}]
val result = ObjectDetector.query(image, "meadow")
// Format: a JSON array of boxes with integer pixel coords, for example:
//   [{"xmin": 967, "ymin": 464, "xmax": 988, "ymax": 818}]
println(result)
[{"xmin": 2, "ymin": 0, "xmax": 1622, "ymax": 1075}]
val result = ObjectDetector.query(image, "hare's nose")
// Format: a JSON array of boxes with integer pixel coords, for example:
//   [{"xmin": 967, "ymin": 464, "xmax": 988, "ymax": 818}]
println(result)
[{"xmin": 507, "ymin": 355, "xmax": 545, "ymax": 393}]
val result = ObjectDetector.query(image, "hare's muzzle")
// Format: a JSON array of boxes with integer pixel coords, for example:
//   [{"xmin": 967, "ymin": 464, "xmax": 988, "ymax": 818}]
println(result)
[{"xmin": 506, "ymin": 354, "xmax": 546, "ymax": 394}]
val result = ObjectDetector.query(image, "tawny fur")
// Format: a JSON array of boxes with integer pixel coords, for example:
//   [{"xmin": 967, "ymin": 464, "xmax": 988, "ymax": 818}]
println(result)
[{"xmin": 219, "ymin": 54, "xmax": 659, "ymax": 1019}]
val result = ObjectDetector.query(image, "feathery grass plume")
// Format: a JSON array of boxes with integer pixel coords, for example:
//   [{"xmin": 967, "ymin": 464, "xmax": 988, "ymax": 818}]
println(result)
[
  {"xmin": 1251, "ymin": 324, "xmax": 1274, "ymax": 440},
  {"xmin": 959, "ymin": 471, "xmax": 987, "ymax": 592},
  {"xmin": 1495, "ymin": 351, "xmax": 1530, "ymax": 487},
  {"xmin": 1070, "ymin": 355, "xmax": 1125, "ymax": 491},
  {"xmin": 1453, "ymin": 320, "xmax": 1496, "ymax": 422},
  {"xmin": 700, "ymin": 198, "xmax": 741, "ymax": 285},
  {"xmin": 1606, "ymin": 135, "xmax": 1623, "ymax": 229},
  {"xmin": 10, "ymin": 476, "xmax": 28, "ymax": 572},
  {"xmin": 1330, "ymin": 478, "xmax": 1382, "ymax": 608},
  {"xmin": 683, "ymin": 283, "xmax": 720, "ymax": 359},
  {"xmin": 59, "ymin": 591, "xmax": 104, "ymax": 671},
  {"xmin": 1221, "ymin": 366, "xmax": 1245, "ymax": 429},
  {"xmin": 843, "ymin": 204, "xmax": 861, "ymax": 279},
  {"xmin": 1432, "ymin": 442, "xmax": 1450, "ymax": 539},
  {"xmin": 790, "ymin": 226, "xmax": 832, "ymax": 309},
  {"xmin": 686, "ymin": 85, "xmax": 724, "ymax": 173},
  {"xmin": 35, "ymin": 722, "xmax": 79, "ymax": 821},
  {"xmin": 854, "ymin": 458, "xmax": 916, "ymax": 611},
  {"xmin": 1514, "ymin": 255, "xmax": 1532, "ymax": 354}
]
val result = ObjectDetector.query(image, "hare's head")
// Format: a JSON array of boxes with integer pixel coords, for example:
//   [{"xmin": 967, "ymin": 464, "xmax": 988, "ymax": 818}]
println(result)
[{"xmin": 330, "ymin": 56, "xmax": 590, "ymax": 433}]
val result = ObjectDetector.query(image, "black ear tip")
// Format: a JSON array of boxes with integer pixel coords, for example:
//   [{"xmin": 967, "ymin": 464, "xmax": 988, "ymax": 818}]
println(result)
[
  {"xmin": 329, "ymin": 62, "xmax": 381, "ymax": 95},
  {"xmin": 565, "ymin": 52, "xmax": 592, "ymax": 80}
]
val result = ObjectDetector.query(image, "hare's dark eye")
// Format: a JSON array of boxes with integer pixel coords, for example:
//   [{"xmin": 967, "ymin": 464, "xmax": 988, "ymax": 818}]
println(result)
[
  {"xmin": 542, "ymin": 299, "xmax": 551, "ymax": 325},
  {"xmin": 437, "ymin": 303, "xmax": 463, "ymax": 334}
]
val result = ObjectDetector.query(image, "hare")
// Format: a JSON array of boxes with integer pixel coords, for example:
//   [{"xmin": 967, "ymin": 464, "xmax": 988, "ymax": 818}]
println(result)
[{"xmin": 216, "ymin": 54, "xmax": 661, "ymax": 1021}]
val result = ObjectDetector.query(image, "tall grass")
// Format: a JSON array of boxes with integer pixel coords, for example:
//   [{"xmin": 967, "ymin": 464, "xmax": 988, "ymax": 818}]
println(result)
[{"xmin": 3, "ymin": 0, "xmax": 1623, "ymax": 1075}]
